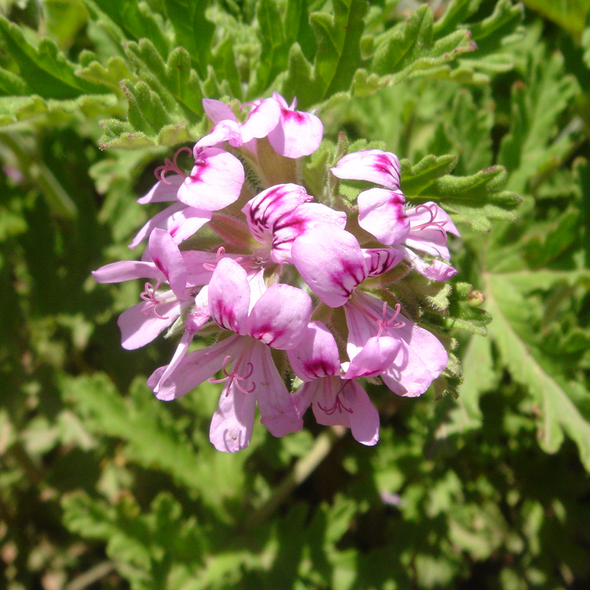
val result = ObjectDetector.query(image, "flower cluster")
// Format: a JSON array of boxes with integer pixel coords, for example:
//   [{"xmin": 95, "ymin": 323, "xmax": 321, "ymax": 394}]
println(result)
[{"xmin": 94, "ymin": 92, "xmax": 460, "ymax": 452}]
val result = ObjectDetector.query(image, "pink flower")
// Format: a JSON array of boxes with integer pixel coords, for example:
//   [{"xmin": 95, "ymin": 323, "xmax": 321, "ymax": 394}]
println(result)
[
  {"xmin": 198, "ymin": 92, "xmax": 323, "ymax": 158},
  {"xmin": 149, "ymin": 258, "xmax": 312, "ymax": 452},
  {"xmin": 129, "ymin": 146, "xmax": 245, "ymax": 249},
  {"xmin": 287, "ymin": 322, "xmax": 381, "ymax": 445}
]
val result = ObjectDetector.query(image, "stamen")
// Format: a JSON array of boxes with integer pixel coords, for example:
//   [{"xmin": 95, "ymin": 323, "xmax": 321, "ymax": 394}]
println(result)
[
  {"xmin": 140, "ymin": 279, "xmax": 168, "ymax": 319},
  {"xmin": 317, "ymin": 382, "xmax": 353, "ymax": 415},
  {"xmin": 376, "ymin": 302, "xmax": 404, "ymax": 337},
  {"xmin": 208, "ymin": 355, "xmax": 256, "ymax": 394},
  {"xmin": 203, "ymin": 246, "xmax": 226, "ymax": 271},
  {"xmin": 411, "ymin": 203, "xmax": 448, "ymax": 244},
  {"xmin": 154, "ymin": 147, "xmax": 193, "ymax": 184}
]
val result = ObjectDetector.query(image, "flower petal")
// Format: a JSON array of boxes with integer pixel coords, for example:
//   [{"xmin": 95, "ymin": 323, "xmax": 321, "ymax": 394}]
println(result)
[
  {"xmin": 148, "ymin": 229, "xmax": 188, "ymax": 298},
  {"xmin": 202, "ymin": 98, "xmax": 238, "ymax": 124},
  {"xmin": 287, "ymin": 321, "xmax": 340, "ymax": 381},
  {"xmin": 240, "ymin": 98, "xmax": 281, "ymax": 142},
  {"xmin": 363, "ymin": 248, "xmax": 405, "ymax": 277},
  {"xmin": 247, "ymin": 284, "xmax": 312, "ymax": 349},
  {"xmin": 92, "ymin": 261, "xmax": 162, "ymax": 283},
  {"xmin": 148, "ymin": 335, "xmax": 242, "ymax": 400},
  {"xmin": 331, "ymin": 149, "xmax": 401, "ymax": 190},
  {"xmin": 404, "ymin": 249, "xmax": 458, "ymax": 282},
  {"xmin": 118, "ymin": 299, "xmax": 183, "ymax": 350},
  {"xmin": 357, "ymin": 188, "xmax": 409, "ymax": 245},
  {"xmin": 311, "ymin": 377, "xmax": 380, "ymax": 445},
  {"xmin": 251, "ymin": 342, "xmax": 303, "ymax": 437},
  {"xmin": 137, "ymin": 174, "xmax": 184, "ymax": 204},
  {"xmin": 242, "ymin": 183, "xmax": 311, "ymax": 248},
  {"xmin": 343, "ymin": 335, "xmax": 401, "ymax": 379},
  {"xmin": 268, "ymin": 94, "xmax": 323, "ymax": 158},
  {"xmin": 209, "ymin": 380, "xmax": 257, "ymax": 452},
  {"xmin": 208, "ymin": 258, "xmax": 251, "ymax": 335},
  {"xmin": 292, "ymin": 225, "xmax": 367, "ymax": 308},
  {"xmin": 271, "ymin": 202, "xmax": 346, "ymax": 264},
  {"xmin": 177, "ymin": 147, "xmax": 244, "ymax": 211}
]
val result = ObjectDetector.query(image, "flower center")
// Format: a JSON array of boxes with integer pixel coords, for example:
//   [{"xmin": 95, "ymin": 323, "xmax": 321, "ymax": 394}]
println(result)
[
  {"xmin": 154, "ymin": 147, "xmax": 193, "ymax": 183},
  {"xmin": 208, "ymin": 354, "xmax": 256, "ymax": 394},
  {"xmin": 317, "ymin": 381, "xmax": 353, "ymax": 415},
  {"xmin": 140, "ymin": 280, "xmax": 168, "ymax": 319},
  {"xmin": 411, "ymin": 203, "xmax": 448, "ymax": 244}
]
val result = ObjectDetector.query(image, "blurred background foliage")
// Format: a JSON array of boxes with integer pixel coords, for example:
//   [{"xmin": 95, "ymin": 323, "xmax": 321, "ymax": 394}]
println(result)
[{"xmin": 1, "ymin": 0, "xmax": 590, "ymax": 588}]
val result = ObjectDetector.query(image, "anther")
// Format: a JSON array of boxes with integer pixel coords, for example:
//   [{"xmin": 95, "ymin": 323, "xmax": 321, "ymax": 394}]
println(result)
[
  {"xmin": 154, "ymin": 147, "xmax": 193, "ymax": 184},
  {"xmin": 140, "ymin": 279, "xmax": 168, "ymax": 319}
]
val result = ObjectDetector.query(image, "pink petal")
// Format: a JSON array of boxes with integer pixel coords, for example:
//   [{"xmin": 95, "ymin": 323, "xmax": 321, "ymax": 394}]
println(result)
[
  {"xmin": 208, "ymin": 258, "xmax": 251, "ymax": 335},
  {"xmin": 311, "ymin": 377, "xmax": 380, "ymax": 446},
  {"xmin": 148, "ymin": 334, "xmax": 242, "ymax": 400},
  {"xmin": 287, "ymin": 321, "xmax": 340, "ymax": 381},
  {"xmin": 357, "ymin": 188, "xmax": 409, "ymax": 245},
  {"xmin": 363, "ymin": 248, "xmax": 405, "ymax": 277},
  {"xmin": 268, "ymin": 101, "xmax": 323, "ymax": 158},
  {"xmin": 270, "ymin": 202, "xmax": 346, "ymax": 264},
  {"xmin": 177, "ymin": 147, "xmax": 244, "ymax": 212},
  {"xmin": 118, "ymin": 299, "xmax": 184, "ymax": 350},
  {"xmin": 247, "ymin": 284, "xmax": 312, "ymax": 349},
  {"xmin": 240, "ymin": 98, "xmax": 281, "ymax": 143},
  {"xmin": 137, "ymin": 175, "xmax": 184, "ymax": 204},
  {"xmin": 92, "ymin": 260, "xmax": 162, "ymax": 283},
  {"xmin": 291, "ymin": 225, "xmax": 367, "ymax": 308},
  {"xmin": 331, "ymin": 149, "xmax": 401, "ymax": 190},
  {"xmin": 251, "ymin": 341, "xmax": 303, "ymax": 437},
  {"xmin": 343, "ymin": 336, "xmax": 401, "ymax": 379},
  {"xmin": 195, "ymin": 120, "xmax": 243, "ymax": 150},
  {"xmin": 209, "ymin": 380, "xmax": 257, "ymax": 452},
  {"xmin": 404, "ymin": 250, "xmax": 458, "ymax": 282},
  {"xmin": 242, "ymin": 183, "xmax": 311, "ymax": 248},
  {"xmin": 202, "ymin": 98, "xmax": 238, "ymax": 125},
  {"xmin": 148, "ymin": 229, "xmax": 188, "ymax": 298}
]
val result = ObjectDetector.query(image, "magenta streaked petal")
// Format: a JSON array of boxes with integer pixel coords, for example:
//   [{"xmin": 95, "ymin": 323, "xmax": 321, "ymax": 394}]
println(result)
[
  {"xmin": 148, "ymin": 229, "xmax": 188, "ymax": 298},
  {"xmin": 287, "ymin": 321, "xmax": 340, "ymax": 381},
  {"xmin": 240, "ymin": 98, "xmax": 281, "ymax": 142},
  {"xmin": 208, "ymin": 258, "xmax": 251, "ymax": 335},
  {"xmin": 292, "ymin": 225, "xmax": 367, "ymax": 308},
  {"xmin": 149, "ymin": 334, "xmax": 243, "ymax": 400},
  {"xmin": 331, "ymin": 149, "xmax": 401, "ymax": 190},
  {"xmin": 177, "ymin": 147, "xmax": 244, "ymax": 212},
  {"xmin": 202, "ymin": 98, "xmax": 238, "ymax": 125},
  {"xmin": 137, "ymin": 175, "xmax": 184, "ymax": 204},
  {"xmin": 92, "ymin": 260, "xmax": 162, "ymax": 283},
  {"xmin": 270, "ymin": 203, "xmax": 346, "ymax": 264},
  {"xmin": 242, "ymin": 183, "xmax": 311, "ymax": 247},
  {"xmin": 268, "ymin": 107, "xmax": 323, "ymax": 158},
  {"xmin": 247, "ymin": 284, "xmax": 312, "ymax": 349},
  {"xmin": 118, "ymin": 299, "xmax": 184, "ymax": 350},
  {"xmin": 363, "ymin": 248, "xmax": 405, "ymax": 277},
  {"xmin": 357, "ymin": 188, "xmax": 410, "ymax": 245},
  {"xmin": 251, "ymin": 342, "xmax": 303, "ymax": 437},
  {"xmin": 209, "ymin": 379, "xmax": 257, "ymax": 452}
]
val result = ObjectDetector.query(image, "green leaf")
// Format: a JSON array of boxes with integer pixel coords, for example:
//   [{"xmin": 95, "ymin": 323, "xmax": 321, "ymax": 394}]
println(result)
[
  {"xmin": 485, "ymin": 272, "xmax": 590, "ymax": 471},
  {"xmin": 163, "ymin": 0, "xmax": 215, "ymax": 77},
  {"xmin": 0, "ymin": 15, "xmax": 108, "ymax": 98},
  {"xmin": 80, "ymin": 0, "xmax": 172, "ymax": 57},
  {"xmin": 498, "ymin": 51, "xmax": 579, "ymax": 194},
  {"xmin": 522, "ymin": 0, "xmax": 590, "ymax": 37},
  {"xmin": 282, "ymin": 0, "xmax": 368, "ymax": 108},
  {"xmin": 0, "ymin": 93, "xmax": 119, "ymax": 126},
  {"xmin": 354, "ymin": 5, "xmax": 476, "ymax": 95}
]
